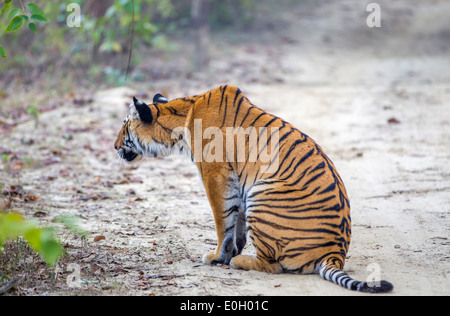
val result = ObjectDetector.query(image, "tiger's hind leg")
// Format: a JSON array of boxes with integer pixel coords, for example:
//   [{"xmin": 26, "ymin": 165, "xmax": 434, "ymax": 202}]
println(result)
[
  {"xmin": 231, "ymin": 254, "xmax": 282, "ymax": 273},
  {"xmin": 230, "ymin": 214, "xmax": 282, "ymax": 273}
]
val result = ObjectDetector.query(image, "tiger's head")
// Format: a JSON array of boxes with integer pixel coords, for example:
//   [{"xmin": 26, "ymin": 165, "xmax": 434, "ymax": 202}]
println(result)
[{"xmin": 114, "ymin": 93, "xmax": 173, "ymax": 164}]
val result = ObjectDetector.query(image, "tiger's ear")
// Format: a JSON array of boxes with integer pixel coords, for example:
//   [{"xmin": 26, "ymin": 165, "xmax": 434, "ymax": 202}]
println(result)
[
  {"xmin": 131, "ymin": 97, "xmax": 153, "ymax": 124},
  {"xmin": 153, "ymin": 93, "xmax": 168, "ymax": 104}
]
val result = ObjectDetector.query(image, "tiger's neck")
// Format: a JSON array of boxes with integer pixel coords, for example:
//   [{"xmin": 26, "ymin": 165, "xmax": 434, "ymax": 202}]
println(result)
[{"xmin": 147, "ymin": 97, "xmax": 198, "ymax": 158}]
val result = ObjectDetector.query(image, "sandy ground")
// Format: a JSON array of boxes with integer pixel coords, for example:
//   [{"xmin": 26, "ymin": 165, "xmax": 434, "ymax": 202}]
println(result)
[{"xmin": 1, "ymin": 0, "xmax": 449, "ymax": 295}]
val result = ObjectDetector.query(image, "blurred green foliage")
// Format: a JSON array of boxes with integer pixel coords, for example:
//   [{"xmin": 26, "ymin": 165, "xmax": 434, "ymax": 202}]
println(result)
[
  {"xmin": 0, "ymin": 0, "xmax": 256, "ymax": 62},
  {"xmin": 0, "ymin": 0, "xmax": 264, "ymax": 87},
  {"xmin": 0, "ymin": 0, "xmax": 47, "ymax": 58},
  {"xmin": 0, "ymin": 212, "xmax": 62, "ymax": 265},
  {"xmin": 0, "ymin": 211, "xmax": 88, "ymax": 266},
  {"xmin": 209, "ymin": 0, "xmax": 256, "ymax": 29}
]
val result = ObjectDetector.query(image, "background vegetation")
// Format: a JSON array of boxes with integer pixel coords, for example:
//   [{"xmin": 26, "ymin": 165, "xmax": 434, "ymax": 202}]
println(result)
[
  {"xmin": 0, "ymin": 0, "xmax": 281, "ymax": 294},
  {"xmin": 0, "ymin": 0, "xmax": 265, "ymax": 89}
]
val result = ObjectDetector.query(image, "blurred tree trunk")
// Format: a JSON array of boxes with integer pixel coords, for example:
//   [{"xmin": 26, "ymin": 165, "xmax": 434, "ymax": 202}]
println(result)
[
  {"xmin": 191, "ymin": 0, "xmax": 210, "ymax": 69},
  {"xmin": 86, "ymin": 0, "xmax": 109, "ymax": 17},
  {"xmin": 86, "ymin": 0, "xmax": 110, "ymax": 61}
]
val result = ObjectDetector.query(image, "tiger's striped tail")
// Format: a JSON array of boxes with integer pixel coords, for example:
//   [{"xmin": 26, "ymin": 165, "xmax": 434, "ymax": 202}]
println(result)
[{"xmin": 319, "ymin": 260, "xmax": 394, "ymax": 293}]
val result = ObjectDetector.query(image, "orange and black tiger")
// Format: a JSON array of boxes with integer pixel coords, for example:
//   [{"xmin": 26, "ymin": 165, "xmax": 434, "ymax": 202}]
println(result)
[{"xmin": 114, "ymin": 85, "xmax": 393, "ymax": 293}]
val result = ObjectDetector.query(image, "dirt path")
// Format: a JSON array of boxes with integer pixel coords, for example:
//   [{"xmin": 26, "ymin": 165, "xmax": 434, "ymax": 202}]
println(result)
[{"xmin": 1, "ymin": 0, "xmax": 449, "ymax": 295}]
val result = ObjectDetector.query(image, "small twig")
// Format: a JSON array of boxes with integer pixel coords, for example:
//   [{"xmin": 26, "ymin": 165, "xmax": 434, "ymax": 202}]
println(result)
[
  {"xmin": 146, "ymin": 274, "xmax": 187, "ymax": 279},
  {"xmin": 18, "ymin": 0, "xmax": 26, "ymax": 13},
  {"xmin": 0, "ymin": 277, "xmax": 20, "ymax": 295},
  {"xmin": 125, "ymin": 0, "xmax": 135, "ymax": 81}
]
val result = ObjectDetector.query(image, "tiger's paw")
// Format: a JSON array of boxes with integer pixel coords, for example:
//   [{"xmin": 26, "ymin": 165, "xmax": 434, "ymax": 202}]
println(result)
[
  {"xmin": 230, "ymin": 255, "xmax": 283, "ymax": 273},
  {"xmin": 202, "ymin": 251, "xmax": 228, "ymax": 265},
  {"xmin": 230, "ymin": 255, "xmax": 249, "ymax": 270}
]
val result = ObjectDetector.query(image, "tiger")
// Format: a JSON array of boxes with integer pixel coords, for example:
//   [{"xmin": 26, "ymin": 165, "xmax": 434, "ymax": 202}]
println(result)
[{"xmin": 114, "ymin": 85, "xmax": 393, "ymax": 293}]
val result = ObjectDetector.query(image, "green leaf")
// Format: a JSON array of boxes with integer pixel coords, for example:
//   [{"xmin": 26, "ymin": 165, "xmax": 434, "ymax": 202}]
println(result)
[
  {"xmin": 5, "ymin": 16, "xmax": 23, "ymax": 32},
  {"xmin": 0, "ymin": 213, "xmax": 62, "ymax": 265},
  {"xmin": 28, "ymin": 22, "xmax": 37, "ymax": 32},
  {"xmin": 1, "ymin": 1, "xmax": 11, "ymax": 17},
  {"xmin": 0, "ymin": 46, "xmax": 6, "ymax": 58},
  {"xmin": 39, "ymin": 228, "xmax": 62, "ymax": 265},
  {"xmin": 30, "ymin": 14, "xmax": 47, "ymax": 22},
  {"xmin": 41, "ymin": 239, "xmax": 61, "ymax": 265},
  {"xmin": 8, "ymin": 8, "xmax": 20, "ymax": 20},
  {"xmin": 23, "ymin": 227, "xmax": 42, "ymax": 251},
  {"xmin": 0, "ymin": 213, "xmax": 24, "ymax": 242},
  {"xmin": 27, "ymin": 3, "xmax": 44, "ymax": 16},
  {"xmin": 24, "ymin": 227, "xmax": 62, "ymax": 265}
]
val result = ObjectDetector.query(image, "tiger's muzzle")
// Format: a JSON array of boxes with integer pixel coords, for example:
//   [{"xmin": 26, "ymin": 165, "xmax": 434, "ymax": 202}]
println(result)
[{"xmin": 117, "ymin": 146, "xmax": 140, "ymax": 162}]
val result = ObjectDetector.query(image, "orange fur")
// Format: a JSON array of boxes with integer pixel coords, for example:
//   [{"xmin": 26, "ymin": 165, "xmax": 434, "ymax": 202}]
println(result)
[{"xmin": 114, "ymin": 86, "xmax": 393, "ymax": 293}]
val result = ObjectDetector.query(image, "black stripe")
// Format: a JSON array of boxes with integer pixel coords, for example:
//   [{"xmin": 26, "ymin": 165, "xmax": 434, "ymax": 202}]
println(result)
[
  {"xmin": 297, "ymin": 148, "xmax": 315, "ymax": 166},
  {"xmin": 258, "ymin": 202, "xmax": 329, "ymax": 215},
  {"xmin": 318, "ymin": 182, "xmax": 336, "ymax": 195},
  {"xmin": 166, "ymin": 107, "xmax": 186, "ymax": 117},
  {"xmin": 221, "ymin": 95, "xmax": 228, "ymax": 127},
  {"xmin": 278, "ymin": 128, "xmax": 295, "ymax": 144},
  {"xmin": 320, "ymin": 203, "xmax": 341, "ymax": 212},
  {"xmin": 248, "ymin": 210, "xmax": 340, "ymax": 221},
  {"xmin": 224, "ymin": 206, "xmax": 239, "ymax": 218},
  {"xmin": 308, "ymin": 161, "xmax": 326, "ymax": 174},
  {"xmin": 247, "ymin": 218, "xmax": 341, "ymax": 235},
  {"xmin": 219, "ymin": 85, "xmax": 228, "ymax": 113},
  {"xmin": 251, "ymin": 187, "xmax": 320, "ymax": 202},
  {"xmin": 233, "ymin": 96, "xmax": 245, "ymax": 126},
  {"xmin": 239, "ymin": 106, "xmax": 256, "ymax": 126},
  {"xmin": 233, "ymin": 88, "xmax": 241, "ymax": 105},
  {"xmin": 154, "ymin": 103, "xmax": 161, "ymax": 117},
  {"xmin": 246, "ymin": 180, "xmax": 288, "ymax": 200},
  {"xmin": 248, "ymin": 112, "xmax": 267, "ymax": 127},
  {"xmin": 283, "ymin": 166, "xmax": 312, "ymax": 186},
  {"xmin": 303, "ymin": 171, "xmax": 326, "ymax": 187},
  {"xmin": 278, "ymin": 156, "xmax": 297, "ymax": 178},
  {"xmin": 283, "ymin": 138, "xmax": 310, "ymax": 165},
  {"xmin": 265, "ymin": 188, "xmax": 299, "ymax": 195},
  {"xmin": 284, "ymin": 241, "xmax": 341, "ymax": 253},
  {"xmin": 278, "ymin": 149, "xmax": 315, "ymax": 183},
  {"xmin": 262, "ymin": 117, "xmax": 278, "ymax": 129},
  {"xmin": 248, "ymin": 195, "xmax": 335, "ymax": 209},
  {"xmin": 285, "ymin": 204, "xmax": 339, "ymax": 213},
  {"xmin": 261, "ymin": 145, "xmax": 280, "ymax": 173},
  {"xmin": 257, "ymin": 121, "xmax": 286, "ymax": 161},
  {"xmin": 224, "ymin": 194, "xmax": 241, "ymax": 201},
  {"xmin": 207, "ymin": 91, "xmax": 212, "ymax": 107},
  {"xmin": 155, "ymin": 120, "xmax": 173, "ymax": 134},
  {"xmin": 301, "ymin": 195, "xmax": 336, "ymax": 206},
  {"xmin": 266, "ymin": 141, "xmax": 304, "ymax": 180}
]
